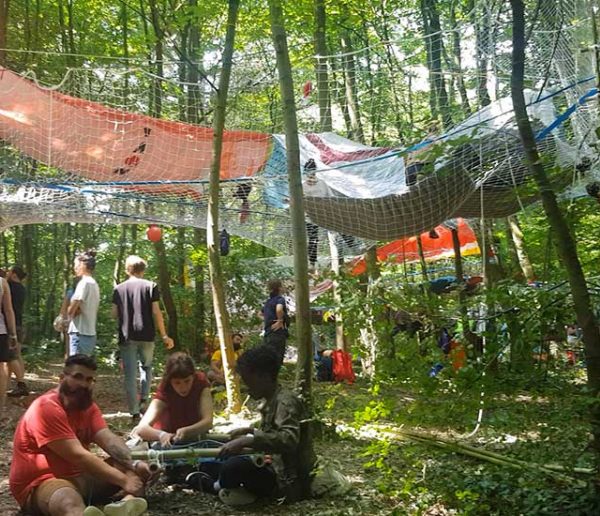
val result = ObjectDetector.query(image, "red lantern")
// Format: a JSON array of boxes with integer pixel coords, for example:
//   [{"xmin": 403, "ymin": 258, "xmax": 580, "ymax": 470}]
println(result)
[{"xmin": 146, "ymin": 224, "xmax": 162, "ymax": 242}]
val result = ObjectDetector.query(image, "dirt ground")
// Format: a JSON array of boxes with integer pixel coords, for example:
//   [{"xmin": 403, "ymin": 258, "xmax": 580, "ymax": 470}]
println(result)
[{"xmin": 0, "ymin": 362, "xmax": 394, "ymax": 516}]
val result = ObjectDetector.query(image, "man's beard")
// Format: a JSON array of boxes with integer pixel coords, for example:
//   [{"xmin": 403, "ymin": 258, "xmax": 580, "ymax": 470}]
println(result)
[{"xmin": 59, "ymin": 382, "xmax": 93, "ymax": 411}]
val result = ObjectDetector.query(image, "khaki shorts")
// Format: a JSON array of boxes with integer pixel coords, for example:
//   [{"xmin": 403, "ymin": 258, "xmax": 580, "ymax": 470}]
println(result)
[{"xmin": 24, "ymin": 474, "xmax": 119, "ymax": 515}]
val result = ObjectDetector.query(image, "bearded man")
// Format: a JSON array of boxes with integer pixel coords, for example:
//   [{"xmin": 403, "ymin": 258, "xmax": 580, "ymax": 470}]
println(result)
[{"xmin": 9, "ymin": 354, "xmax": 153, "ymax": 516}]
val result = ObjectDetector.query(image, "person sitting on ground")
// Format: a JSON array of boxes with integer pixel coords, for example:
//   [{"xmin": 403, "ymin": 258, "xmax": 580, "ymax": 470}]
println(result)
[
  {"xmin": 133, "ymin": 352, "xmax": 213, "ymax": 448},
  {"xmin": 9, "ymin": 354, "xmax": 154, "ymax": 516},
  {"xmin": 207, "ymin": 333, "xmax": 244, "ymax": 385},
  {"xmin": 7, "ymin": 265, "xmax": 29, "ymax": 397},
  {"xmin": 216, "ymin": 345, "xmax": 315, "ymax": 506}
]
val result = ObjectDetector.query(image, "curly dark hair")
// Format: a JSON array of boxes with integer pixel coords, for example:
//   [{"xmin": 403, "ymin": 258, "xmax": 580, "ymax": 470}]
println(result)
[
  {"xmin": 236, "ymin": 345, "xmax": 281, "ymax": 380},
  {"xmin": 585, "ymin": 182, "xmax": 600, "ymax": 199}
]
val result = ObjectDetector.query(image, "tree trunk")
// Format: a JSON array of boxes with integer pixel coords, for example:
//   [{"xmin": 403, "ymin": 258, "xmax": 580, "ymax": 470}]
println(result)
[
  {"xmin": 269, "ymin": 0, "xmax": 313, "ymax": 406},
  {"xmin": 0, "ymin": 0, "xmax": 10, "ymax": 65},
  {"xmin": 153, "ymin": 238, "xmax": 179, "ymax": 345},
  {"xmin": 416, "ymin": 234, "xmax": 429, "ymax": 283},
  {"xmin": 313, "ymin": 0, "xmax": 331, "ymax": 133},
  {"xmin": 506, "ymin": 215, "xmax": 535, "ymax": 282},
  {"xmin": 511, "ymin": 0, "xmax": 600, "ymax": 466},
  {"xmin": 192, "ymin": 228, "xmax": 206, "ymax": 359},
  {"xmin": 339, "ymin": 29, "xmax": 365, "ymax": 143},
  {"xmin": 421, "ymin": 0, "xmax": 452, "ymax": 130},
  {"xmin": 269, "ymin": 1, "xmax": 315, "ymax": 496},
  {"xmin": 469, "ymin": 0, "xmax": 491, "ymax": 107},
  {"xmin": 206, "ymin": 0, "xmax": 241, "ymax": 414},
  {"xmin": 113, "ymin": 225, "xmax": 127, "ymax": 287},
  {"xmin": 450, "ymin": 2, "xmax": 470, "ymax": 115}
]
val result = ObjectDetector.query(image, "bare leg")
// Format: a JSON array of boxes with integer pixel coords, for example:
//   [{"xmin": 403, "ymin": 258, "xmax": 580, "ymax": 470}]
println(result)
[
  {"xmin": 0, "ymin": 362, "xmax": 8, "ymax": 415},
  {"xmin": 44, "ymin": 486, "xmax": 87, "ymax": 516}
]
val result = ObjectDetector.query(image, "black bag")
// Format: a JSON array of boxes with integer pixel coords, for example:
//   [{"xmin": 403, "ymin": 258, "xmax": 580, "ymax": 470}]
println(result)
[{"xmin": 220, "ymin": 229, "xmax": 230, "ymax": 256}]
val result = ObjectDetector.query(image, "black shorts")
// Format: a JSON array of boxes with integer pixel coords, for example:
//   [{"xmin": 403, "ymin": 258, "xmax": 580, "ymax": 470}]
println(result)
[{"xmin": 0, "ymin": 334, "xmax": 9, "ymax": 362}]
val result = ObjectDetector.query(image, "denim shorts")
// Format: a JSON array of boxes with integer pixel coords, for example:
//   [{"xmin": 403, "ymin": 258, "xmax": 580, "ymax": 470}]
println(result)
[{"xmin": 69, "ymin": 333, "xmax": 97, "ymax": 356}]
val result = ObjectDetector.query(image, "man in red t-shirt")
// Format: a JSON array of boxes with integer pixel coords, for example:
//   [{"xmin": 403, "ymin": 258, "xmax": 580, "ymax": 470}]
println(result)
[{"xmin": 9, "ymin": 354, "xmax": 154, "ymax": 516}]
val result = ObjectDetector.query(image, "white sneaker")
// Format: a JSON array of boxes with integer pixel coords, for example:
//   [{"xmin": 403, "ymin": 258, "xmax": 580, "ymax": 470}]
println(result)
[
  {"xmin": 103, "ymin": 497, "xmax": 148, "ymax": 516},
  {"xmin": 83, "ymin": 507, "xmax": 105, "ymax": 516},
  {"xmin": 218, "ymin": 487, "xmax": 257, "ymax": 506}
]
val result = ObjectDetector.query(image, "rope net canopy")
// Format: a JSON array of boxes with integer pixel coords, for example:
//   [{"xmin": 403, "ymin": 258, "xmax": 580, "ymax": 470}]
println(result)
[{"xmin": 0, "ymin": 0, "xmax": 597, "ymax": 256}]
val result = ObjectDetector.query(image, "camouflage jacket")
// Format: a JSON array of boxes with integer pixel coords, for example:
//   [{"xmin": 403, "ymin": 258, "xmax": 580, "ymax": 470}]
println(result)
[{"xmin": 252, "ymin": 386, "xmax": 315, "ymax": 496}]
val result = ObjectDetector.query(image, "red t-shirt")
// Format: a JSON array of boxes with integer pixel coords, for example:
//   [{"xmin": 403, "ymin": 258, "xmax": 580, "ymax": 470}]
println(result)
[
  {"xmin": 9, "ymin": 389, "xmax": 107, "ymax": 507},
  {"xmin": 153, "ymin": 372, "xmax": 209, "ymax": 433}
]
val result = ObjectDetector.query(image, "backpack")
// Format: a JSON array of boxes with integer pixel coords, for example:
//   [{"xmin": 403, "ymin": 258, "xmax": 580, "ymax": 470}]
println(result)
[
  {"xmin": 332, "ymin": 349, "xmax": 355, "ymax": 384},
  {"xmin": 219, "ymin": 229, "xmax": 230, "ymax": 256}
]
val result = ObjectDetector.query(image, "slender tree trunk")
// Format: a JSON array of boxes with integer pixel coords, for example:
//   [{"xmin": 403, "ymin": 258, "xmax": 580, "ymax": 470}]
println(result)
[
  {"xmin": 511, "ymin": 0, "xmax": 600, "ymax": 468},
  {"xmin": 421, "ymin": 0, "xmax": 452, "ymax": 129},
  {"xmin": 207, "ymin": 0, "xmax": 241, "ymax": 413},
  {"xmin": 269, "ymin": 0, "xmax": 313, "ymax": 408},
  {"xmin": 339, "ymin": 29, "xmax": 365, "ymax": 143},
  {"xmin": 313, "ymin": 0, "xmax": 331, "ymax": 133},
  {"xmin": 469, "ymin": 0, "xmax": 491, "ymax": 107},
  {"xmin": 507, "ymin": 215, "xmax": 535, "ymax": 282},
  {"xmin": 152, "ymin": 238, "xmax": 179, "ymax": 344},
  {"xmin": 0, "ymin": 0, "xmax": 9, "ymax": 65},
  {"xmin": 113, "ymin": 225, "xmax": 127, "ymax": 287},
  {"xmin": 192, "ymin": 228, "xmax": 206, "ymax": 358},
  {"xmin": 416, "ymin": 234, "xmax": 429, "ymax": 283},
  {"xmin": 450, "ymin": 2, "xmax": 470, "ymax": 114}
]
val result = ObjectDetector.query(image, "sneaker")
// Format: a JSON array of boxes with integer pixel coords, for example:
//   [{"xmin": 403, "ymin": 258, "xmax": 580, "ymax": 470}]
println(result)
[
  {"xmin": 83, "ymin": 507, "xmax": 105, "ymax": 516},
  {"xmin": 218, "ymin": 487, "xmax": 257, "ymax": 506},
  {"xmin": 7, "ymin": 382, "xmax": 29, "ymax": 397},
  {"xmin": 185, "ymin": 471, "xmax": 217, "ymax": 493},
  {"xmin": 103, "ymin": 497, "xmax": 148, "ymax": 516},
  {"xmin": 131, "ymin": 413, "xmax": 141, "ymax": 424}
]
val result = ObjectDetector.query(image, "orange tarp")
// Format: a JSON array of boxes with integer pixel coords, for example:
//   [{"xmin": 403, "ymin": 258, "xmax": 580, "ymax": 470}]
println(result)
[
  {"xmin": 351, "ymin": 218, "xmax": 480, "ymax": 275},
  {"xmin": 0, "ymin": 68, "xmax": 271, "ymax": 187}
]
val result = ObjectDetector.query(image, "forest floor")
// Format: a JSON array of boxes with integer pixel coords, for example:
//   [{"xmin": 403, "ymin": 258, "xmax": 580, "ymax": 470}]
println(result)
[{"xmin": 0, "ymin": 353, "xmax": 597, "ymax": 515}]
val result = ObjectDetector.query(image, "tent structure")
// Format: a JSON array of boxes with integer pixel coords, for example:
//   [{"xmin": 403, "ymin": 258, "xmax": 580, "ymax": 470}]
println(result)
[{"xmin": 350, "ymin": 218, "xmax": 480, "ymax": 276}]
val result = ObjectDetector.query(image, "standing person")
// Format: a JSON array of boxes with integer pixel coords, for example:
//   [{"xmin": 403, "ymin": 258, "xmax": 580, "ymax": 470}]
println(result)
[
  {"xmin": 262, "ymin": 279, "xmax": 289, "ymax": 365},
  {"xmin": 7, "ymin": 265, "xmax": 29, "ymax": 397},
  {"xmin": 207, "ymin": 333, "xmax": 244, "ymax": 385},
  {"xmin": 112, "ymin": 255, "xmax": 174, "ymax": 421},
  {"xmin": 0, "ymin": 275, "xmax": 19, "ymax": 419},
  {"xmin": 9, "ymin": 354, "xmax": 153, "ymax": 516},
  {"xmin": 68, "ymin": 250, "xmax": 100, "ymax": 356}
]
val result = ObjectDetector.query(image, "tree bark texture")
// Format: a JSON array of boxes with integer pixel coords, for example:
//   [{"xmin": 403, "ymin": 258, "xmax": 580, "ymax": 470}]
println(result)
[
  {"xmin": 511, "ymin": 0, "xmax": 600, "ymax": 464},
  {"xmin": 206, "ymin": 0, "xmax": 241, "ymax": 414}
]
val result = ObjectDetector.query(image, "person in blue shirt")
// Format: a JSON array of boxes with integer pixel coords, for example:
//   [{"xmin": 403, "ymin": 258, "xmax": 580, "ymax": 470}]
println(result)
[{"xmin": 261, "ymin": 279, "xmax": 289, "ymax": 365}]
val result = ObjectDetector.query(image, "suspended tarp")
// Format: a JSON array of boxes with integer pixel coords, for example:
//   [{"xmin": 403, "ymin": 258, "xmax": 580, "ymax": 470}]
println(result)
[
  {"xmin": 0, "ymin": 67, "xmax": 271, "ymax": 190},
  {"xmin": 350, "ymin": 218, "xmax": 480, "ymax": 276}
]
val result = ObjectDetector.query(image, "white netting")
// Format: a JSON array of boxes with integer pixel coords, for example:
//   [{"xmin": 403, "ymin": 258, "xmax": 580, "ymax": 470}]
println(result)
[{"xmin": 0, "ymin": 0, "xmax": 597, "ymax": 261}]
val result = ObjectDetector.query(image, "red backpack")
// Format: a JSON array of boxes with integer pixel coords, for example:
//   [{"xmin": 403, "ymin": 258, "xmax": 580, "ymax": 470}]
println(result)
[{"xmin": 332, "ymin": 349, "xmax": 356, "ymax": 384}]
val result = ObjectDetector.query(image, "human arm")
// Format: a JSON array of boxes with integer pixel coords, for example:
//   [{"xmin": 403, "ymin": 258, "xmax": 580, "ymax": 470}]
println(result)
[
  {"xmin": 252, "ymin": 398, "xmax": 301, "ymax": 455},
  {"xmin": 152, "ymin": 301, "xmax": 174, "ymax": 349},
  {"xmin": 173, "ymin": 388, "xmax": 213, "ymax": 443},
  {"xmin": 1, "ymin": 279, "xmax": 18, "ymax": 347},
  {"xmin": 46, "ymin": 438, "xmax": 143, "ymax": 495},
  {"xmin": 270, "ymin": 302, "xmax": 285, "ymax": 331},
  {"xmin": 67, "ymin": 299, "xmax": 82, "ymax": 318},
  {"xmin": 131, "ymin": 399, "xmax": 174, "ymax": 447}
]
